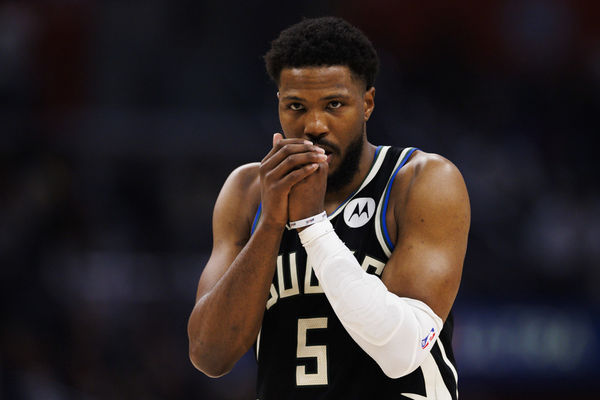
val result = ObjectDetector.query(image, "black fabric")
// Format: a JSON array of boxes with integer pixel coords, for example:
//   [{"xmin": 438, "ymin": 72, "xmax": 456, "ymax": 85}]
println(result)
[{"xmin": 254, "ymin": 146, "xmax": 457, "ymax": 399}]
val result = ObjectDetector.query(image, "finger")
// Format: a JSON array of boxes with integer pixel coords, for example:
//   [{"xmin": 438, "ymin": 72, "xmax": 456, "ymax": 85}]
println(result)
[
  {"xmin": 317, "ymin": 161, "xmax": 329, "ymax": 174},
  {"xmin": 261, "ymin": 137, "xmax": 312, "ymax": 164},
  {"xmin": 272, "ymin": 133, "xmax": 284, "ymax": 147},
  {"xmin": 261, "ymin": 142, "xmax": 324, "ymax": 172},
  {"xmin": 278, "ymin": 162, "xmax": 320, "ymax": 189},
  {"xmin": 264, "ymin": 150, "xmax": 327, "ymax": 181}
]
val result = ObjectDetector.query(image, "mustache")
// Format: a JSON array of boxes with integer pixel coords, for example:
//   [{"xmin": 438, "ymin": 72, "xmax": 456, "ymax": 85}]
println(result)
[{"xmin": 312, "ymin": 138, "xmax": 339, "ymax": 154}]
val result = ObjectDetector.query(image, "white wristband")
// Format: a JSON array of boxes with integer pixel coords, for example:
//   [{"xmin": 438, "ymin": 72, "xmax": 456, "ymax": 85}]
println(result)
[{"xmin": 287, "ymin": 211, "xmax": 328, "ymax": 230}]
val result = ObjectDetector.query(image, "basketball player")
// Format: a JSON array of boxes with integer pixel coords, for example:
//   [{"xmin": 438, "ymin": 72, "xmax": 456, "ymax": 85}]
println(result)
[{"xmin": 188, "ymin": 17, "xmax": 470, "ymax": 399}]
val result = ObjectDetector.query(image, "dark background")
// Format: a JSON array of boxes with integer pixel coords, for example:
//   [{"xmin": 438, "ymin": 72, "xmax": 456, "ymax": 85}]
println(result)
[{"xmin": 1, "ymin": 0, "xmax": 599, "ymax": 399}]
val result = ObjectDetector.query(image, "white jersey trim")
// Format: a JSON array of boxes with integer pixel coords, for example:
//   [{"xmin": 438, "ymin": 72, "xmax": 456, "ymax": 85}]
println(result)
[
  {"xmin": 328, "ymin": 146, "xmax": 390, "ymax": 220},
  {"xmin": 401, "ymin": 349, "xmax": 452, "ymax": 399},
  {"xmin": 437, "ymin": 338, "xmax": 459, "ymax": 399},
  {"xmin": 256, "ymin": 328, "xmax": 262, "ymax": 361},
  {"xmin": 375, "ymin": 147, "xmax": 414, "ymax": 257}
]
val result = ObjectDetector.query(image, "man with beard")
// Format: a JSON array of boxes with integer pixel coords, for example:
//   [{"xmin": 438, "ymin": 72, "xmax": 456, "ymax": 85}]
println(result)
[{"xmin": 188, "ymin": 17, "xmax": 470, "ymax": 400}]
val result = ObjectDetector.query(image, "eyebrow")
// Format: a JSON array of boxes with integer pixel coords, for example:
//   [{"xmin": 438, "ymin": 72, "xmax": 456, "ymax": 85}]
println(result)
[
  {"xmin": 281, "ymin": 93, "xmax": 351, "ymax": 101},
  {"xmin": 322, "ymin": 93, "xmax": 351, "ymax": 100},
  {"xmin": 281, "ymin": 95, "xmax": 305, "ymax": 101}
]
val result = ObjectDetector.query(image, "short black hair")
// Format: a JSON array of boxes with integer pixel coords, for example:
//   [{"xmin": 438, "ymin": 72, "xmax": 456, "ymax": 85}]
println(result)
[{"xmin": 264, "ymin": 16, "xmax": 379, "ymax": 90}]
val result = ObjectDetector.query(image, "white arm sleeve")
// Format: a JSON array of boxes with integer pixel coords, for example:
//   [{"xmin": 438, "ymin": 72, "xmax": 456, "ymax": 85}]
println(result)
[{"xmin": 298, "ymin": 219, "xmax": 443, "ymax": 379}]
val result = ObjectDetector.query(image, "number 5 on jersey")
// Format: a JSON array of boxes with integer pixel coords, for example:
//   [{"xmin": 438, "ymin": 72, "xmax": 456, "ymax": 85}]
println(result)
[{"xmin": 296, "ymin": 317, "xmax": 328, "ymax": 386}]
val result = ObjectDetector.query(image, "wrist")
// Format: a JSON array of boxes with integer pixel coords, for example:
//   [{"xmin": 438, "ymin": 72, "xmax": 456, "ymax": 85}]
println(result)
[
  {"xmin": 298, "ymin": 218, "xmax": 335, "ymax": 244},
  {"xmin": 288, "ymin": 211, "xmax": 328, "ymax": 231},
  {"xmin": 289, "ymin": 208, "xmax": 324, "ymax": 222},
  {"xmin": 255, "ymin": 216, "xmax": 286, "ymax": 236}
]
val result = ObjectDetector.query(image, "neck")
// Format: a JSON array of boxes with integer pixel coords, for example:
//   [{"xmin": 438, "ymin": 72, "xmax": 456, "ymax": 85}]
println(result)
[{"xmin": 324, "ymin": 140, "xmax": 376, "ymax": 214}]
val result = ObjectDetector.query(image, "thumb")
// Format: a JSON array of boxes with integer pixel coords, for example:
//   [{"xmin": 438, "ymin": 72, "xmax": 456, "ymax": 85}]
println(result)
[{"xmin": 273, "ymin": 133, "xmax": 283, "ymax": 146}]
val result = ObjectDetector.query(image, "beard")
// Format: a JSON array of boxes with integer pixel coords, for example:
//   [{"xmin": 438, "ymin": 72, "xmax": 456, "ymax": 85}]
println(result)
[{"xmin": 324, "ymin": 133, "xmax": 364, "ymax": 193}]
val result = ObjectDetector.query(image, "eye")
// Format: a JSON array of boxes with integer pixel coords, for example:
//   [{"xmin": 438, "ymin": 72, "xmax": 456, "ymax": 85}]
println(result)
[
  {"xmin": 289, "ymin": 103, "xmax": 304, "ymax": 111},
  {"xmin": 327, "ymin": 101, "xmax": 342, "ymax": 109}
]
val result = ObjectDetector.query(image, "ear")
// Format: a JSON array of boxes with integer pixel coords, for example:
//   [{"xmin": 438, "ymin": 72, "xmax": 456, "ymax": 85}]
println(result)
[
  {"xmin": 277, "ymin": 91, "xmax": 280, "ymax": 99},
  {"xmin": 364, "ymin": 87, "xmax": 375, "ymax": 122}
]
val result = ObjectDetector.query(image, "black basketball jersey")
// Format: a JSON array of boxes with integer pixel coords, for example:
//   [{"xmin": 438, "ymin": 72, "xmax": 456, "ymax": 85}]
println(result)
[{"xmin": 250, "ymin": 146, "xmax": 459, "ymax": 400}]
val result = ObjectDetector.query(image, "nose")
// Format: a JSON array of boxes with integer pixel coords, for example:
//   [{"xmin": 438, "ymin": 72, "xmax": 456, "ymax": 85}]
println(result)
[{"xmin": 303, "ymin": 110, "xmax": 328, "ymax": 142}]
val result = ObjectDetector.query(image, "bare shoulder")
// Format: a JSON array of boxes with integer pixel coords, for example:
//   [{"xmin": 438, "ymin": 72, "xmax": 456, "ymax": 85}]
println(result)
[
  {"xmin": 394, "ymin": 150, "xmax": 468, "ymax": 208},
  {"xmin": 403, "ymin": 150, "xmax": 463, "ymax": 182},
  {"xmin": 387, "ymin": 150, "xmax": 470, "ymax": 244},
  {"xmin": 225, "ymin": 162, "xmax": 261, "ymax": 193},
  {"xmin": 215, "ymin": 162, "xmax": 262, "ymax": 233}
]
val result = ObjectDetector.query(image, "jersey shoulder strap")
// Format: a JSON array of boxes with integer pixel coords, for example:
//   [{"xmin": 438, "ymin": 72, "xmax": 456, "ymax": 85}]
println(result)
[{"xmin": 374, "ymin": 146, "xmax": 419, "ymax": 257}]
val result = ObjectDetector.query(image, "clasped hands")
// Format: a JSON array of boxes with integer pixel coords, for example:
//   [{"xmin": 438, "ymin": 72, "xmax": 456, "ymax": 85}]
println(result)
[{"xmin": 258, "ymin": 133, "xmax": 328, "ymax": 230}]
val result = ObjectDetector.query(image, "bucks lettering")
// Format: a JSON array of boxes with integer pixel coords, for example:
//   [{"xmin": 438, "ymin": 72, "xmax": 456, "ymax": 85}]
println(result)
[{"xmin": 266, "ymin": 251, "xmax": 386, "ymax": 310}]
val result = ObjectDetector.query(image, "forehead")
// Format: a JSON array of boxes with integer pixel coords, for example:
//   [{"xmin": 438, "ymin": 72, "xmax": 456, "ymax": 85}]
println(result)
[{"xmin": 278, "ymin": 66, "xmax": 363, "ymax": 96}]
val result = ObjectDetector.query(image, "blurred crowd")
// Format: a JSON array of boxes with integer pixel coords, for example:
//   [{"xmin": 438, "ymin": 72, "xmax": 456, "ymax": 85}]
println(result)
[{"xmin": 1, "ymin": 1, "xmax": 599, "ymax": 399}]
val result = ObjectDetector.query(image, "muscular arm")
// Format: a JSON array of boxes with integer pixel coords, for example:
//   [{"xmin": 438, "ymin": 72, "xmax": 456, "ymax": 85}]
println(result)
[
  {"xmin": 187, "ymin": 137, "xmax": 326, "ymax": 377},
  {"xmin": 187, "ymin": 164, "xmax": 281, "ymax": 377},
  {"xmin": 382, "ymin": 151, "xmax": 470, "ymax": 321},
  {"xmin": 298, "ymin": 151, "xmax": 470, "ymax": 377}
]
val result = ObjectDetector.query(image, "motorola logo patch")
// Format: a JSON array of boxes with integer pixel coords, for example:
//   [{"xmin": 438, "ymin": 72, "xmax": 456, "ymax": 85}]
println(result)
[{"xmin": 343, "ymin": 197, "xmax": 376, "ymax": 228}]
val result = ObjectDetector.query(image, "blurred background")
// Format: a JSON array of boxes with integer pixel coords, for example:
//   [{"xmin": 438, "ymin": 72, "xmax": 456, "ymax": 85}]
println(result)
[{"xmin": 1, "ymin": 0, "xmax": 599, "ymax": 399}]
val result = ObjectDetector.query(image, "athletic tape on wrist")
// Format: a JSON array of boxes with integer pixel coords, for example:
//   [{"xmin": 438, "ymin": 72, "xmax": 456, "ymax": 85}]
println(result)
[{"xmin": 287, "ymin": 211, "xmax": 328, "ymax": 230}]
